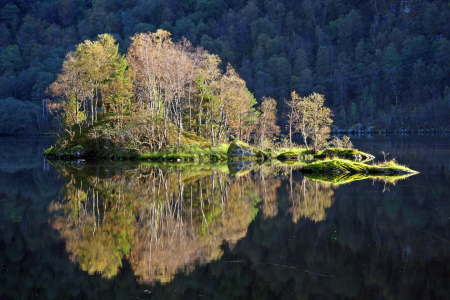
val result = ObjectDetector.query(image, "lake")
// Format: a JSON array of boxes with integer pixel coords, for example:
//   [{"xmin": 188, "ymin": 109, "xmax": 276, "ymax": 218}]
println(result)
[{"xmin": 0, "ymin": 135, "xmax": 449, "ymax": 299}]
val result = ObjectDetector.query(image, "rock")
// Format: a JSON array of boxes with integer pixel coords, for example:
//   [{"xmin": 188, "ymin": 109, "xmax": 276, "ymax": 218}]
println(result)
[
  {"xmin": 277, "ymin": 151, "xmax": 299, "ymax": 161},
  {"xmin": 70, "ymin": 145, "xmax": 85, "ymax": 158},
  {"xmin": 227, "ymin": 140, "xmax": 254, "ymax": 157},
  {"xmin": 353, "ymin": 153, "xmax": 363, "ymax": 162},
  {"xmin": 255, "ymin": 150, "xmax": 272, "ymax": 161}
]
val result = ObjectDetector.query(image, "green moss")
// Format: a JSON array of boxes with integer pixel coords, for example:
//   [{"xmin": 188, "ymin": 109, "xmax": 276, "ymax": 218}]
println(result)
[
  {"xmin": 302, "ymin": 158, "xmax": 417, "ymax": 175},
  {"xmin": 255, "ymin": 150, "xmax": 272, "ymax": 161},
  {"xmin": 42, "ymin": 146, "xmax": 54, "ymax": 155},
  {"xmin": 227, "ymin": 140, "xmax": 253, "ymax": 157},
  {"xmin": 139, "ymin": 144, "xmax": 230, "ymax": 162},
  {"xmin": 315, "ymin": 148, "xmax": 374, "ymax": 161},
  {"xmin": 182, "ymin": 131, "xmax": 212, "ymax": 148},
  {"xmin": 277, "ymin": 151, "xmax": 299, "ymax": 160}
]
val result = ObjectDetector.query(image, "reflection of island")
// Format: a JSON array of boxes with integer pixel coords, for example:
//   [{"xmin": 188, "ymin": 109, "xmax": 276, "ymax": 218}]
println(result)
[
  {"xmin": 303, "ymin": 172, "xmax": 416, "ymax": 185},
  {"xmin": 50, "ymin": 164, "xmax": 266, "ymax": 283},
  {"xmin": 49, "ymin": 160, "xmax": 408, "ymax": 284}
]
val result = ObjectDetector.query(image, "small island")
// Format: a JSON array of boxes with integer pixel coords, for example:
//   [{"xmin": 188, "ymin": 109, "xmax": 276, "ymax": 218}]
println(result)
[{"xmin": 43, "ymin": 31, "xmax": 417, "ymax": 178}]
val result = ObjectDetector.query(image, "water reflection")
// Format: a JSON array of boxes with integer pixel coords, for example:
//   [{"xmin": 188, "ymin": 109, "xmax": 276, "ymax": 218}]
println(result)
[
  {"xmin": 289, "ymin": 178, "xmax": 335, "ymax": 223},
  {"xmin": 48, "ymin": 159, "xmax": 417, "ymax": 285},
  {"xmin": 50, "ymin": 163, "xmax": 268, "ymax": 283},
  {"xmin": 4, "ymin": 136, "xmax": 450, "ymax": 299}
]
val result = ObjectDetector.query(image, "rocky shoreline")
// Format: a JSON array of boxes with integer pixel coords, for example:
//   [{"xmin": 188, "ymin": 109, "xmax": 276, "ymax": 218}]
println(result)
[{"xmin": 332, "ymin": 125, "xmax": 450, "ymax": 135}]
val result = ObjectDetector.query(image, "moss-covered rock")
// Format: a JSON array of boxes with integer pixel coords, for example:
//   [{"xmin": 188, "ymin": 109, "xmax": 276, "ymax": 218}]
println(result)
[
  {"xmin": 317, "ymin": 148, "xmax": 375, "ymax": 162},
  {"xmin": 255, "ymin": 150, "xmax": 272, "ymax": 161},
  {"xmin": 227, "ymin": 141, "xmax": 254, "ymax": 157},
  {"xmin": 276, "ymin": 151, "xmax": 299, "ymax": 161}
]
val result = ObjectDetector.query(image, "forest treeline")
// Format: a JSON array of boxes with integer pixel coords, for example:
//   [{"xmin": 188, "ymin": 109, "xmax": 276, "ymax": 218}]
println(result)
[{"xmin": 1, "ymin": 0, "xmax": 450, "ymax": 133}]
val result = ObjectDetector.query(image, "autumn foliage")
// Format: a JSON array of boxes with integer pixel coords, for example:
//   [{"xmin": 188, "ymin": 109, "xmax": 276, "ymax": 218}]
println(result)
[{"xmin": 48, "ymin": 31, "xmax": 258, "ymax": 151}]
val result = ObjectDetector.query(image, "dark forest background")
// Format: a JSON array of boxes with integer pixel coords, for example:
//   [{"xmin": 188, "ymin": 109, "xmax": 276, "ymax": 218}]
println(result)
[{"xmin": 1, "ymin": 0, "xmax": 450, "ymax": 134}]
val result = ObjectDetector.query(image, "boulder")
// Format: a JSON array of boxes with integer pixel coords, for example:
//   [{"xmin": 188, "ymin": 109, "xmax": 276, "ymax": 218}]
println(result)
[
  {"xmin": 255, "ymin": 150, "xmax": 272, "ymax": 161},
  {"xmin": 227, "ymin": 141, "xmax": 254, "ymax": 157},
  {"xmin": 71, "ymin": 145, "xmax": 85, "ymax": 158},
  {"xmin": 277, "ymin": 151, "xmax": 299, "ymax": 161}
]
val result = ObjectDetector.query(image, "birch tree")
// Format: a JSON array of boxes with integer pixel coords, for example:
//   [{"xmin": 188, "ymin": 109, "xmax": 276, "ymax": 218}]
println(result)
[
  {"xmin": 295, "ymin": 92, "xmax": 333, "ymax": 152},
  {"xmin": 47, "ymin": 52, "xmax": 92, "ymax": 134},
  {"xmin": 286, "ymin": 92, "xmax": 301, "ymax": 149},
  {"xmin": 196, "ymin": 53, "xmax": 221, "ymax": 138},
  {"xmin": 255, "ymin": 96, "xmax": 280, "ymax": 148}
]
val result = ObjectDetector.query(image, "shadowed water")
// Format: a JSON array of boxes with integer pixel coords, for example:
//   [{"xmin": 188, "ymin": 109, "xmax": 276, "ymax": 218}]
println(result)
[{"xmin": 0, "ymin": 135, "xmax": 449, "ymax": 299}]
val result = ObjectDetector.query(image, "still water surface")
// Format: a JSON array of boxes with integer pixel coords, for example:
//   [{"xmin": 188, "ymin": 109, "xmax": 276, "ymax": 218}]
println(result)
[{"xmin": 0, "ymin": 135, "xmax": 449, "ymax": 299}]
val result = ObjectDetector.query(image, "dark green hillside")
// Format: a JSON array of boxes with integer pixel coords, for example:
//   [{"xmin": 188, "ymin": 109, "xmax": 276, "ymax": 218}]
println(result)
[{"xmin": 2, "ymin": 0, "xmax": 450, "ymax": 132}]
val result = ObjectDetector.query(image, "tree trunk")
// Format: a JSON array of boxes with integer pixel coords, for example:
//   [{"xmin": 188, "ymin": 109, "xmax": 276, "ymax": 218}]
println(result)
[
  {"xmin": 75, "ymin": 95, "xmax": 78, "ymax": 124},
  {"xmin": 188, "ymin": 82, "xmax": 192, "ymax": 131},
  {"xmin": 239, "ymin": 116, "xmax": 242, "ymax": 140},
  {"xmin": 178, "ymin": 120, "xmax": 182, "ymax": 146},
  {"xmin": 289, "ymin": 122, "xmax": 292, "ymax": 149},
  {"xmin": 198, "ymin": 97, "xmax": 203, "ymax": 137},
  {"xmin": 95, "ymin": 86, "xmax": 98, "ymax": 122},
  {"xmin": 91, "ymin": 98, "xmax": 94, "ymax": 125},
  {"xmin": 304, "ymin": 135, "xmax": 309, "ymax": 151}
]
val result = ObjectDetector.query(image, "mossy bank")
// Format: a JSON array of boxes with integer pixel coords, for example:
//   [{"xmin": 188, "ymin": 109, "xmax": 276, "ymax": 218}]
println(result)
[{"xmin": 43, "ymin": 128, "xmax": 417, "ymax": 178}]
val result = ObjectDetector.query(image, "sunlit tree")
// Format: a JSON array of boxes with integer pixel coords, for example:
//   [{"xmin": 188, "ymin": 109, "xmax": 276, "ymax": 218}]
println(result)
[{"xmin": 255, "ymin": 96, "xmax": 280, "ymax": 148}]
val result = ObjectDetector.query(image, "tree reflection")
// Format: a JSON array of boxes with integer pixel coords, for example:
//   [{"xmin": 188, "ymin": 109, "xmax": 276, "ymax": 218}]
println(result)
[
  {"xmin": 50, "ymin": 164, "xmax": 266, "ymax": 283},
  {"xmin": 288, "ymin": 174, "xmax": 335, "ymax": 223},
  {"xmin": 50, "ymin": 161, "xmax": 406, "ymax": 284},
  {"xmin": 51, "ymin": 177, "xmax": 134, "ymax": 278}
]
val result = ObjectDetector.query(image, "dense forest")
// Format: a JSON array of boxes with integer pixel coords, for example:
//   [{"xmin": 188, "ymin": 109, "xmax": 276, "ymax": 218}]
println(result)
[{"xmin": 1, "ymin": 0, "xmax": 450, "ymax": 134}]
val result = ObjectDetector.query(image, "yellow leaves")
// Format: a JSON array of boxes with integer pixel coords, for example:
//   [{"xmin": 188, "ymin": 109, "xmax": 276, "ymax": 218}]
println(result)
[
  {"xmin": 150, "ymin": 29, "xmax": 173, "ymax": 46},
  {"xmin": 48, "ymin": 33, "xmax": 131, "ymax": 128},
  {"xmin": 198, "ymin": 53, "xmax": 221, "ymax": 81},
  {"xmin": 255, "ymin": 96, "xmax": 280, "ymax": 146},
  {"xmin": 218, "ymin": 64, "xmax": 255, "ymax": 139},
  {"xmin": 75, "ymin": 35, "xmax": 117, "ymax": 85},
  {"xmin": 289, "ymin": 91, "xmax": 333, "ymax": 151},
  {"xmin": 128, "ymin": 30, "xmax": 193, "ymax": 108}
]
